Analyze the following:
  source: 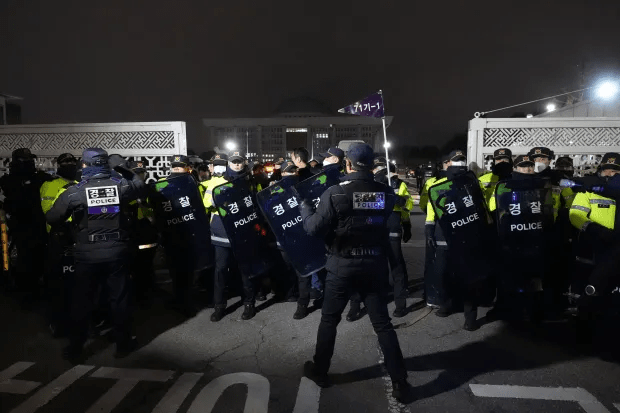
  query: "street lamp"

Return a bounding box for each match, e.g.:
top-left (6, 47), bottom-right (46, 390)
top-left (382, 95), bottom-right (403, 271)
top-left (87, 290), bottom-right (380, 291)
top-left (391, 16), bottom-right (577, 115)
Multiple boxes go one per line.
top-left (546, 103), bottom-right (556, 112)
top-left (225, 141), bottom-right (236, 151)
top-left (596, 81), bottom-right (619, 99)
top-left (384, 142), bottom-right (391, 149)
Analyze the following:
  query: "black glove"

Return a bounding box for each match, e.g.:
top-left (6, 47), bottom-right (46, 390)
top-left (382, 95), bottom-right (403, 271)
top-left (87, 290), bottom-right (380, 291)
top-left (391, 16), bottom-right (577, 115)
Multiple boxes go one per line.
top-left (584, 222), bottom-right (614, 244)
top-left (402, 221), bottom-right (412, 243)
top-left (424, 224), bottom-right (437, 249)
top-left (108, 154), bottom-right (128, 170)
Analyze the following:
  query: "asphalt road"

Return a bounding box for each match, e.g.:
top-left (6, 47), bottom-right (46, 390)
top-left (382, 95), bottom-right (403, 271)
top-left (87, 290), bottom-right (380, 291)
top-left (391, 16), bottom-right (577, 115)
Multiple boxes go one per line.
top-left (2, 182), bottom-right (620, 413)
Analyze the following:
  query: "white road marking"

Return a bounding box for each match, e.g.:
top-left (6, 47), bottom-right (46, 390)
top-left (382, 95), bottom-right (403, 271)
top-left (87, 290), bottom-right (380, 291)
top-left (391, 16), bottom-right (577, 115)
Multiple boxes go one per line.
top-left (85, 367), bottom-right (174, 413)
top-left (470, 384), bottom-right (610, 413)
top-left (10, 365), bottom-right (95, 413)
top-left (401, 240), bottom-right (425, 248)
top-left (152, 372), bottom-right (203, 413)
top-left (0, 362), bottom-right (40, 394)
top-left (187, 372), bottom-right (270, 413)
top-left (292, 377), bottom-right (321, 413)
top-left (614, 403), bottom-right (620, 412)
top-left (377, 347), bottom-right (409, 413)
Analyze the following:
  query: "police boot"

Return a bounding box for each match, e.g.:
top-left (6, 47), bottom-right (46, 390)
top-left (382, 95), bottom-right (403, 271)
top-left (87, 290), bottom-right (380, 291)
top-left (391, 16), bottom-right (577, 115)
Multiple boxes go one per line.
top-left (392, 379), bottom-right (413, 404)
top-left (210, 306), bottom-right (226, 322)
top-left (293, 303), bottom-right (309, 320)
top-left (463, 303), bottom-right (478, 331)
top-left (241, 303), bottom-right (256, 320)
top-left (303, 361), bottom-right (330, 388)
top-left (393, 303), bottom-right (409, 318)
top-left (346, 302), bottom-right (362, 322)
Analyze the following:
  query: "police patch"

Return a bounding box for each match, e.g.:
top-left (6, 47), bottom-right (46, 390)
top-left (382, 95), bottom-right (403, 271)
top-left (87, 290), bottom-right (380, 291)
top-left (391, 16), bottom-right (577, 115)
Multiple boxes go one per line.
top-left (353, 192), bottom-right (385, 210)
top-left (86, 186), bottom-right (120, 207)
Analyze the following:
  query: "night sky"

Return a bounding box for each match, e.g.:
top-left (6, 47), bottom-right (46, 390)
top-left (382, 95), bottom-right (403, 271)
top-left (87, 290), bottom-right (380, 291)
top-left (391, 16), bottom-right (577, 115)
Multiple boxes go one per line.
top-left (2, 0), bottom-right (620, 152)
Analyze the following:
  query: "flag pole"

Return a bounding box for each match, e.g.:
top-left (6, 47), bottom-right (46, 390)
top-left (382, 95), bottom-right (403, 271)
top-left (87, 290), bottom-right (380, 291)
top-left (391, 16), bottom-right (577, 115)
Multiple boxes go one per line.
top-left (381, 116), bottom-right (391, 187)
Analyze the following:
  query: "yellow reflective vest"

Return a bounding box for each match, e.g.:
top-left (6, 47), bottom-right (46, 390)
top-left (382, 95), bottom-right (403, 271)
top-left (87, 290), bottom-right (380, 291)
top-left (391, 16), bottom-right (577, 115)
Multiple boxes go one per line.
top-left (201, 176), bottom-right (229, 215)
top-left (478, 172), bottom-right (499, 206)
top-left (425, 177), bottom-right (447, 224)
top-left (569, 191), bottom-right (616, 231)
top-left (40, 177), bottom-right (75, 232)
top-left (394, 180), bottom-right (414, 222)
top-left (419, 176), bottom-right (438, 212)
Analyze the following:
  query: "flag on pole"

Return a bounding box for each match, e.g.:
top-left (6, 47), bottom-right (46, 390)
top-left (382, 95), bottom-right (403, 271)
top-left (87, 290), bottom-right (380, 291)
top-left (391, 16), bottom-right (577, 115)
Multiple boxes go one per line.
top-left (338, 90), bottom-right (384, 118)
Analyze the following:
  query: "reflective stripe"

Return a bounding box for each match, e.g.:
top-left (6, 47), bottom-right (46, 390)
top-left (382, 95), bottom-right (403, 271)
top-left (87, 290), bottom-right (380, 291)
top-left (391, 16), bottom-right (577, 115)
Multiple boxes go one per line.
top-left (576, 256), bottom-right (595, 265)
top-left (425, 221), bottom-right (435, 225)
top-left (210, 235), bottom-right (230, 244)
top-left (205, 190), bottom-right (212, 194)
top-left (436, 241), bottom-right (448, 246)
top-left (138, 243), bottom-right (158, 249)
top-left (482, 182), bottom-right (492, 187)
top-left (571, 205), bottom-right (591, 213)
top-left (590, 199), bottom-right (616, 206)
top-left (41, 196), bottom-right (55, 201)
top-left (389, 232), bottom-right (401, 238)
top-left (580, 221), bottom-right (592, 232)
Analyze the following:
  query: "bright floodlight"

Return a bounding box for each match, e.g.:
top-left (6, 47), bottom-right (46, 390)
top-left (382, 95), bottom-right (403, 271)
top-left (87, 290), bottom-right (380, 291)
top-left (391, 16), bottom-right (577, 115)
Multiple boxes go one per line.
top-left (391, 160), bottom-right (396, 164)
top-left (384, 142), bottom-right (391, 149)
top-left (526, 114), bottom-right (534, 118)
top-left (225, 141), bottom-right (236, 151)
top-left (597, 82), bottom-right (619, 99)
top-left (546, 103), bottom-right (556, 112)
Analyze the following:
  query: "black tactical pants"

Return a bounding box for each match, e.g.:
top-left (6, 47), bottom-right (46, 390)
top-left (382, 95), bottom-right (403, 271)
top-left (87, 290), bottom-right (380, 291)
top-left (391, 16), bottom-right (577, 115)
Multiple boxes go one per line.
top-left (214, 245), bottom-right (256, 307)
top-left (132, 246), bottom-right (157, 301)
top-left (70, 259), bottom-right (132, 348)
top-left (165, 247), bottom-right (194, 305)
top-left (387, 212), bottom-right (408, 310)
top-left (314, 256), bottom-right (407, 381)
top-left (44, 231), bottom-right (74, 332)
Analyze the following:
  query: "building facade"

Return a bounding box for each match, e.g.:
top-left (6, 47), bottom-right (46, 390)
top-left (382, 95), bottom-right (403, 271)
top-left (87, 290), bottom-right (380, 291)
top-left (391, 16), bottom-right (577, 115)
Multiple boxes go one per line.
top-left (202, 97), bottom-right (392, 162)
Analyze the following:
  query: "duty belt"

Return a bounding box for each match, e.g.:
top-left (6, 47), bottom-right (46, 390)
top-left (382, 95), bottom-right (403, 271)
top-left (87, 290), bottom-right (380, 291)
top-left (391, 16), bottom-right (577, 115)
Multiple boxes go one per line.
top-left (341, 247), bottom-right (383, 257)
top-left (88, 232), bottom-right (120, 243)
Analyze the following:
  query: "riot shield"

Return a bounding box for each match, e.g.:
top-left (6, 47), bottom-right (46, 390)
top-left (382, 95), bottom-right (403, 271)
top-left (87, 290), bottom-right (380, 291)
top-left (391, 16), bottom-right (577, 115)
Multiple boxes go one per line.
top-left (212, 177), bottom-right (273, 278)
top-left (428, 172), bottom-right (491, 248)
top-left (292, 167), bottom-right (343, 207)
top-left (494, 178), bottom-right (554, 291)
top-left (494, 178), bottom-right (554, 249)
top-left (257, 178), bottom-right (327, 277)
top-left (151, 174), bottom-right (211, 271)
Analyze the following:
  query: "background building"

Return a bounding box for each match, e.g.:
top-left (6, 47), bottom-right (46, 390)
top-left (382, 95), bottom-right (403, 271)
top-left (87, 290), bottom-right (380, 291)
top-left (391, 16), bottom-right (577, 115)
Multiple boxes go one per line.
top-left (0, 93), bottom-right (23, 125)
top-left (202, 97), bottom-right (393, 162)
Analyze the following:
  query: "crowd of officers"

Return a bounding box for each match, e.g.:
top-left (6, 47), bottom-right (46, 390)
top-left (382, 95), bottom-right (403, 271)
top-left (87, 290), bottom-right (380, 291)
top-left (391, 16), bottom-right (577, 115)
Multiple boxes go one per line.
top-left (419, 146), bottom-right (620, 332)
top-left (0, 145), bottom-right (413, 369)
top-left (2, 142), bottom-right (615, 401)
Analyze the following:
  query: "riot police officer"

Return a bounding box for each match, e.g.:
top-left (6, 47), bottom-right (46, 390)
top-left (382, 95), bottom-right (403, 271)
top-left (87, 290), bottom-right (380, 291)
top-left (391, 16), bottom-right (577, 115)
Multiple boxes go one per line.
top-left (46, 148), bottom-right (146, 359)
top-left (300, 143), bottom-right (410, 403)
top-left (40, 153), bottom-right (78, 336)
top-left (0, 148), bottom-right (53, 302)
top-left (127, 160), bottom-right (158, 305)
top-left (570, 153), bottom-right (620, 301)
top-left (478, 148), bottom-right (513, 205)
top-left (204, 151), bottom-right (261, 322)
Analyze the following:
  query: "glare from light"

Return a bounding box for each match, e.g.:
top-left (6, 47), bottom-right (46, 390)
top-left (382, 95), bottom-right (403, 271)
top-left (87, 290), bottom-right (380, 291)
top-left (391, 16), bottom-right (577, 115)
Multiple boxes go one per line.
top-left (596, 82), bottom-right (619, 99)
top-left (391, 160), bottom-right (396, 164)
top-left (526, 114), bottom-right (533, 118)
top-left (225, 141), bottom-right (236, 151)
top-left (546, 103), bottom-right (556, 112)
top-left (384, 142), bottom-right (391, 149)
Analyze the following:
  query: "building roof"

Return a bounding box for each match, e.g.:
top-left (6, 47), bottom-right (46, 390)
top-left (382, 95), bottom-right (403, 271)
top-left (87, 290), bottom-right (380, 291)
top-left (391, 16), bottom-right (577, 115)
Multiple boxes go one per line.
top-left (0, 93), bottom-right (23, 101)
top-left (273, 97), bottom-right (333, 117)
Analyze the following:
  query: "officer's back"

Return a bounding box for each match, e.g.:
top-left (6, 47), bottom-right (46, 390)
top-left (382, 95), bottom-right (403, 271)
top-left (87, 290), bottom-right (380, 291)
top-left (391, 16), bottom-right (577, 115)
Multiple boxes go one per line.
top-left (47, 149), bottom-right (146, 262)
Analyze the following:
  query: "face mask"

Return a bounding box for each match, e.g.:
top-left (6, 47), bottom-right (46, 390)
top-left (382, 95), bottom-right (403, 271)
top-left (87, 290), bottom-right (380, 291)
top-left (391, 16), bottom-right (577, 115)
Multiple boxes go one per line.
top-left (492, 162), bottom-right (512, 178)
top-left (535, 162), bottom-right (548, 173)
top-left (322, 159), bottom-right (334, 166)
top-left (214, 165), bottom-right (226, 174)
top-left (451, 161), bottom-right (466, 167)
top-left (57, 164), bottom-right (78, 181)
